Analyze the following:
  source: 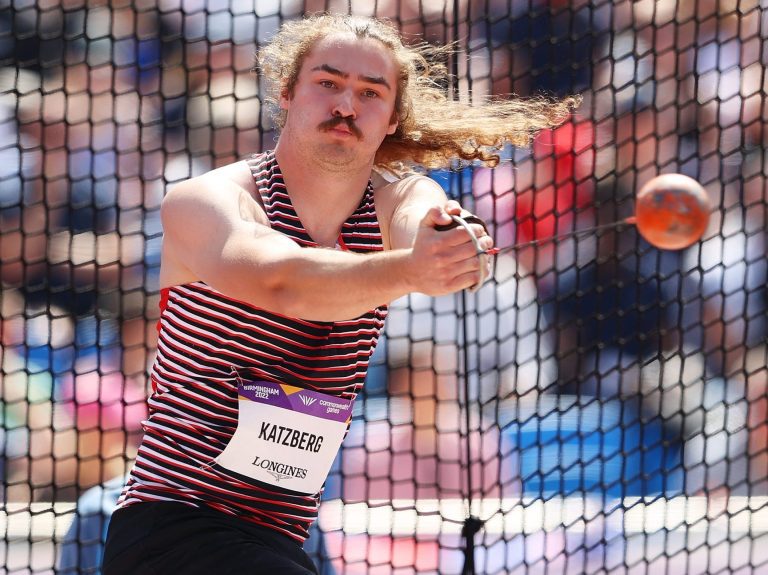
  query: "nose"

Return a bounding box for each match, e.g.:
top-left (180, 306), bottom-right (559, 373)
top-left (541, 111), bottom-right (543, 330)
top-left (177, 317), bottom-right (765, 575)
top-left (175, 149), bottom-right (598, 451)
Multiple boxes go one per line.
top-left (332, 90), bottom-right (356, 119)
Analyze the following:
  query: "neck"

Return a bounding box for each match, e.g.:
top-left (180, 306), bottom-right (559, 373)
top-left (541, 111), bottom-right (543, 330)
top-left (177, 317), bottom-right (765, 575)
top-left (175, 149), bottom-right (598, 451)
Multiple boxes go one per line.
top-left (273, 138), bottom-right (374, 247)
top-left (274, 139), bottom-right (373, 202)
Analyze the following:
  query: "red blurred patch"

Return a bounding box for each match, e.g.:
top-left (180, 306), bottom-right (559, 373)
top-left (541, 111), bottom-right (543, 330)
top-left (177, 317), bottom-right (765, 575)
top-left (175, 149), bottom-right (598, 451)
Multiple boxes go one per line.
top-left (515, 120), bottom-right (596, 241)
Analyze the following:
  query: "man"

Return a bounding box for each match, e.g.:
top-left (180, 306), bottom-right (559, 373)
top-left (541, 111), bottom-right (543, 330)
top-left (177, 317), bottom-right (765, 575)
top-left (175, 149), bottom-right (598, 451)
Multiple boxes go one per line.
top-left (103, 13), bottom-right (576, 575)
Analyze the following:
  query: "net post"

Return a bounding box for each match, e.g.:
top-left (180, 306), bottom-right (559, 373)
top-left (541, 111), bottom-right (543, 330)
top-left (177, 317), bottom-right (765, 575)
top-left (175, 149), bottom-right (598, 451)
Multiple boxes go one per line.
top-left (460, 515), bottom-right (485, 575)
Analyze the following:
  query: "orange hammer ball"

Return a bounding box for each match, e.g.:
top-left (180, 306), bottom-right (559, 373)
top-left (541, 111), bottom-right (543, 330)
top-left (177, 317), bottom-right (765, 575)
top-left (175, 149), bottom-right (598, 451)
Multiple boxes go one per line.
top-left (632, 174), bottom-right (711, 250)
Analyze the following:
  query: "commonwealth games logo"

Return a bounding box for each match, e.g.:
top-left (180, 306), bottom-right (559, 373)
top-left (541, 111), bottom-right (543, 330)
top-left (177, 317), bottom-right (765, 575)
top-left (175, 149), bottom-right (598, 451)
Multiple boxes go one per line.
top-left (299, 395), bottom-right (317, 407)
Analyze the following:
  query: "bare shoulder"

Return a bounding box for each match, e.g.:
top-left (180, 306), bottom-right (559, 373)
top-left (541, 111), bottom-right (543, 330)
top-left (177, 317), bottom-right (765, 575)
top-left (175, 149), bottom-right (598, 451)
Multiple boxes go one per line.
top-left (165, 160), bottom-right (254, 201)
top-left (206, 159), bottom-right (258, 192)
top-left (163, 160), bottom-right (266, 226)
top-left (372, 171), bottom-right (447, 250)
top-left (373, 172), bottom-right (444, 213)
top-left (159, 160), bottom-right (267, 288)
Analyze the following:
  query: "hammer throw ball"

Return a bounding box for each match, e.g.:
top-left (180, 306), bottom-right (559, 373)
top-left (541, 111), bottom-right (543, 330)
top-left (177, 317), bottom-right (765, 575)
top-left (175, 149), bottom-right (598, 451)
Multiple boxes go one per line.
top-left (634, 173), bottom-right (711, 250)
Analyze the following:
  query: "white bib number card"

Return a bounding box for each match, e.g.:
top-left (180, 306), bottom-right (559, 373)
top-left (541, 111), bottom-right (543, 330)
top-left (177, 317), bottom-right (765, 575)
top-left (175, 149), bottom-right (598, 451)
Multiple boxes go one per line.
top-left (217, 380), bottom-right (354, 494)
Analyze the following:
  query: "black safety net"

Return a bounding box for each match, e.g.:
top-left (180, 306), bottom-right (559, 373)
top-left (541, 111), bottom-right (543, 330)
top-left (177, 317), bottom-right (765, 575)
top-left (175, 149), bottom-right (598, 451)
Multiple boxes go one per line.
top-left (1, 1), bottom-right (766, 574)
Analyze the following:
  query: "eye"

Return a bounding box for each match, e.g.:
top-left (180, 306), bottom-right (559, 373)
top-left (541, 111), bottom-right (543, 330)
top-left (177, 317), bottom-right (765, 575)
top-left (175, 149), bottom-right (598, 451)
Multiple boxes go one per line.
top-left (319, 80), bottom-right (336, 89)
top-left (362, 89), bottom-right (380, 99)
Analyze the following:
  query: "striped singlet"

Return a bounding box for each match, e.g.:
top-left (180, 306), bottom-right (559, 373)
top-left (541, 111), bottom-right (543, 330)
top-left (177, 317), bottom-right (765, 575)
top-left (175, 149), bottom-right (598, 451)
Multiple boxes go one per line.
top-left (117, 151), bottom-right (388, 542)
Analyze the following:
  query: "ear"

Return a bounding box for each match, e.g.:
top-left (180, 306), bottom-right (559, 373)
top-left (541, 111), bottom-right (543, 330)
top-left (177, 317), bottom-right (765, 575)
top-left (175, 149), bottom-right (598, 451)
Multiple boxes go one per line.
top-left (279, 86), bottom-right (291, 110)
top-left (386, 112), bottom-right (398, 136)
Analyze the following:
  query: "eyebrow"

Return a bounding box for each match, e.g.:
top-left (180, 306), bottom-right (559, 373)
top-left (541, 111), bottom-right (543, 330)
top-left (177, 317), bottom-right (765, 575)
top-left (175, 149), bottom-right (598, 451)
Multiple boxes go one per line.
top-left (311, 64), bottom-right (392, 91)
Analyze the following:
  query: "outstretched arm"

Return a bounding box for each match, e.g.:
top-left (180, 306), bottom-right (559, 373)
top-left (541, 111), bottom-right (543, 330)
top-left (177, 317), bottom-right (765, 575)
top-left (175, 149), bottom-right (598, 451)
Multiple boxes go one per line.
top-left (160, 164), bottom-right (492, 321)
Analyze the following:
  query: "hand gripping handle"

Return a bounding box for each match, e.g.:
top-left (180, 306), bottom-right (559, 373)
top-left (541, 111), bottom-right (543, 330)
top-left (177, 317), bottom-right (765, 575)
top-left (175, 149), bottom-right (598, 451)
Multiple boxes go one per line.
top-left (435, 214), bottom-right (492, 293)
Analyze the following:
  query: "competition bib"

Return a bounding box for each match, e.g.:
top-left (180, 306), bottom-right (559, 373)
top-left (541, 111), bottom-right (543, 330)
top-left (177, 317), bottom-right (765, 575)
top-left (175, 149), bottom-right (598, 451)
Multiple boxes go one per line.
top-left (216, 380), bottom-right (354, 494)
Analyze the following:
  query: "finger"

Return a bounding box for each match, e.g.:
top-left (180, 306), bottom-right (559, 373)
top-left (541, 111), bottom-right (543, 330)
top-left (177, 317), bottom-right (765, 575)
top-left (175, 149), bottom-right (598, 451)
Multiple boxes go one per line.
top-left (444, 200), bottom-right (463, 215)
top-left (454, 253), bottom-right (491, 293)
top-left (431, 245), bottom-right (493, 294)
top-left (469, 223), bottom-right (489, 239)
top-left (438, 215), bottom-right (479, 245)
top-left (447, 242), bottom-right (487, 263)
top-left (470, 253), bottom-right (492, 292)
top-left (439, 226), bottom-right (479, 247)
top-left (443, 242), bottom-right (493, 272)
top-left (450, 268), bottom-right (486, 292)
top-left (454, 242), bottom-right (493, 288)
top-left (460, 214), bottom-right (491, 236)
top-left (443, 222), bottom-right (487, 239)
top-left (441, 225), bottom-right (494, 252)
top-left (421, 205), bottom-right (453, 229)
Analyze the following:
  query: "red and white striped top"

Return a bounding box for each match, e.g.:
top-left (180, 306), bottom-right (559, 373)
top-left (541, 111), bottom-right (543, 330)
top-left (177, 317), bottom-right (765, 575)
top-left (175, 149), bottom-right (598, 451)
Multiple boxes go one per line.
top-left (117, 151), bottom-right (388, 542)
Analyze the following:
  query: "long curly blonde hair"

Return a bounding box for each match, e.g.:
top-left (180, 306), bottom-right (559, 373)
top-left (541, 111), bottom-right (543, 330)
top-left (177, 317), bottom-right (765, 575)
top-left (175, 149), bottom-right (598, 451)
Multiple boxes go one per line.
top-left (257, 13), bottom-right (581, 172)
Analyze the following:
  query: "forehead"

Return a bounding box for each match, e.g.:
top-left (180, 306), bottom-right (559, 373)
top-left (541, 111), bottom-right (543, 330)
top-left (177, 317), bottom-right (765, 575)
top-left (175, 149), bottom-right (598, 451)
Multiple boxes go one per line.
top-left (301, 33), bottom-right (398, 85)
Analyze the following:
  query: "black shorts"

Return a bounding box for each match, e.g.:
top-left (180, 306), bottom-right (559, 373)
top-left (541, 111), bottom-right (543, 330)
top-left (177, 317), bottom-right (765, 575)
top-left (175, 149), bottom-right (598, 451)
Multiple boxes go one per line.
top-left (102, 502), bottom-right (319, 575)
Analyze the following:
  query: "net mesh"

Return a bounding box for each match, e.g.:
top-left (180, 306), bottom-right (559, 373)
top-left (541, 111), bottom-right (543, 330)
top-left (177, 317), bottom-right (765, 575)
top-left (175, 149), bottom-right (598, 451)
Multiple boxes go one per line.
top-left (1, 1), bottom-right (767, 574)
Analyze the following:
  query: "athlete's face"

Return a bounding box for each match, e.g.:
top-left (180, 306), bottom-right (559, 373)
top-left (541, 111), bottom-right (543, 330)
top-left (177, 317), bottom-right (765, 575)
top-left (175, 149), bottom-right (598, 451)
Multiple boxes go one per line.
top-left (280, 34), bottom-right (399, 170)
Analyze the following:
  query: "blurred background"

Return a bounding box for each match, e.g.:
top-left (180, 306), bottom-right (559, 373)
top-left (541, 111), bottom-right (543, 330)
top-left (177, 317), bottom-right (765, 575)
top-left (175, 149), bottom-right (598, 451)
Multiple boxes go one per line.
top-left (0, 1), bottom-right (766, 574)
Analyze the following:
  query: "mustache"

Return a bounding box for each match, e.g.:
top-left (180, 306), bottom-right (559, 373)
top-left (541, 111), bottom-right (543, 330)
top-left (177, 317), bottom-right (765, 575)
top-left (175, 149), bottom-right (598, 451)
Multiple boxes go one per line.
top-left (318, 116), bottom-right (363, 140)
